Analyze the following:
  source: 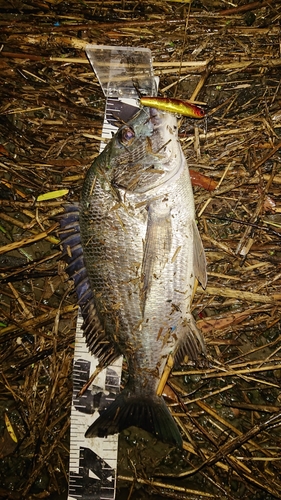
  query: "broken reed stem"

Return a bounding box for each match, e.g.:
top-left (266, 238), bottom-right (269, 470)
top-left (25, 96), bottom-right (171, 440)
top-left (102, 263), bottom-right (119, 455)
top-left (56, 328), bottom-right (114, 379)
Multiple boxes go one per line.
top-left (117, 475), bottom-right (215, 498)
top-left (202, 285), bottom-right (279, 304)
top-left (77, 365), bottom-right (103, 396)
top-left (162, 413), bottom-right (281, 479)
top-left (173, 362), bottom-right (281, 378)
top-left (0, 223), bottom-right (58, 255)
top-left (0, 200), bottom-right (67, 208)
top-left (22, 419), bottom-right (70, 496)
top-left (0, 304), bottom-right (77, 341)
top-left (0, 212), bottom-right (59, 245)
top-left (195, 400), bottom-right (277, 457)
top-left (7, 282), bottom-right (33, 319)
top-left (0, 251), bottom-right (61, 282)
top-left (178, 382), bottom-right (236, 405)
top-left (219, 0), bottom-right (275, 15)
top-left (2, 51), bottom-right (281, 73)
top-left (157, 354), bottom-right (174, 396)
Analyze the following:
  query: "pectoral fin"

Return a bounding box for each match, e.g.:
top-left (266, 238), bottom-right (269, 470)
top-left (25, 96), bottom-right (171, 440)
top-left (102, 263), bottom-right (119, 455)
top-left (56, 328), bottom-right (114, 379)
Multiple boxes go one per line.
top-left (141, 204), bottom-right (172, 307)
top-left (192, 220), bottom-right (207, 289)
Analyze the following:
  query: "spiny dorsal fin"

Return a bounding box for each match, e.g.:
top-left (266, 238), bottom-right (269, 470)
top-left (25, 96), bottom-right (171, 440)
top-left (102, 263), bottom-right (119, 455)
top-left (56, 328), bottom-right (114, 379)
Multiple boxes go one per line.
top-left (59, 204), bottom-right (120, 368)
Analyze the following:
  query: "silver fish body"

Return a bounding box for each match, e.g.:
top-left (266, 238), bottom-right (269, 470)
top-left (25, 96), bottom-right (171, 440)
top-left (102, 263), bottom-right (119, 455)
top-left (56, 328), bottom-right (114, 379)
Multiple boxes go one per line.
top-left (60, 107), bottom-right (207, 446)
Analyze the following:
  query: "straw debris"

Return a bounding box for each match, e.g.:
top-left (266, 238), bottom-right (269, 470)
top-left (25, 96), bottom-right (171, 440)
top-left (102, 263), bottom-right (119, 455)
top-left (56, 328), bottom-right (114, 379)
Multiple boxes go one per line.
top-left (0, 1), bottom-right (281, 499)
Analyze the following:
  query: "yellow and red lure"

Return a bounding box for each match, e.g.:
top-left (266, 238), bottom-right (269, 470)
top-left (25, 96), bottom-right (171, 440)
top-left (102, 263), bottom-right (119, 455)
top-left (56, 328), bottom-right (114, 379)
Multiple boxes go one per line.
top-left (140, 96), bottom-right (205, 118)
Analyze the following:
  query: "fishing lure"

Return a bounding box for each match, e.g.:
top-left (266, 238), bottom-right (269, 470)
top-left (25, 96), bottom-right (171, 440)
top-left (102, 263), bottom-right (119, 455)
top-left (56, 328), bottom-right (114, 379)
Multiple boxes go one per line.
top-left (140, 96), bottom-right (205, 118)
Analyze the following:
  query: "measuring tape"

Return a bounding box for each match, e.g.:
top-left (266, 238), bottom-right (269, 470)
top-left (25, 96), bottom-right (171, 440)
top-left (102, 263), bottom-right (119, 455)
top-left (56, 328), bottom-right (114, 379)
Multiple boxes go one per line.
top-left (68, 46), bottom-right (157, 500)
top-left (68, 312), bottom-right (122, 500)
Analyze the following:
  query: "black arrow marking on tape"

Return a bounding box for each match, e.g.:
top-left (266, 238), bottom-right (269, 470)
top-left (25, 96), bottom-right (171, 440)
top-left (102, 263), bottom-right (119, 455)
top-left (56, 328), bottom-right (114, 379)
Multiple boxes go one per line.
top-left (69, 446), bottom-right (115, 500)
top-left (73, 359), bottom-right (120, 415)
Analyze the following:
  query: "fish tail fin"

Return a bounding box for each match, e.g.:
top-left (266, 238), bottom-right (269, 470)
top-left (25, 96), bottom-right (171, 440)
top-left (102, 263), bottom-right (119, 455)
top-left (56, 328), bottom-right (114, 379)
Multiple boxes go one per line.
top-left (85, 386), bottom-right (182, 447)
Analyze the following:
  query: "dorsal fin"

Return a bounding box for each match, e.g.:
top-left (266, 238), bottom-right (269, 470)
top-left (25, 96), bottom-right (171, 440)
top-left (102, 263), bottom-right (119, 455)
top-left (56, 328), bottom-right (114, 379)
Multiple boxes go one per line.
top-left (59, 204), bottom-right (121, 368)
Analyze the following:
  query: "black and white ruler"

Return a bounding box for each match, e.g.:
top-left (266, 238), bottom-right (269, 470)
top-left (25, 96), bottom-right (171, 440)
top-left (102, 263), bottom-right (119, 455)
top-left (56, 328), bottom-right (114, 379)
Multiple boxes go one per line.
top-left (68, 312), bottom-right (122, 500)
top-left (68, 45), bottom-right (157, 500)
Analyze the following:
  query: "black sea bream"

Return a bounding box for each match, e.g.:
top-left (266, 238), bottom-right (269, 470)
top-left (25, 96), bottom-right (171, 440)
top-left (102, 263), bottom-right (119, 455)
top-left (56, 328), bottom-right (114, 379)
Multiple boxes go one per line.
top-left (60, 107), bottom-right (207, 446)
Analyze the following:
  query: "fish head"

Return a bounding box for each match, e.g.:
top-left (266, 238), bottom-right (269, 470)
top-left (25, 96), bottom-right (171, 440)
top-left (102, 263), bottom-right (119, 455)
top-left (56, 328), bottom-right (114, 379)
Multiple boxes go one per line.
top-left (106, 107), bottom-right (184, 194)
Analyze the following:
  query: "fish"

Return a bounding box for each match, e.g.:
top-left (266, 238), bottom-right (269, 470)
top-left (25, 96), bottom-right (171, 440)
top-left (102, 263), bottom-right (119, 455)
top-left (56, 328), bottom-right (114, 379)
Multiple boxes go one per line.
top-left (59, 106), bottom-right (207, 447)
top-left (140, 96), bottom-right (205, 118)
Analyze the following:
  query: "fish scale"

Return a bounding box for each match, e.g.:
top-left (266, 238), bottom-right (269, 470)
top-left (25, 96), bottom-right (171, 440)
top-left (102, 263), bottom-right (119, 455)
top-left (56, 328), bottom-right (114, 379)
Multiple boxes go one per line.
top-left (60, 105), bottom-right (207, 447)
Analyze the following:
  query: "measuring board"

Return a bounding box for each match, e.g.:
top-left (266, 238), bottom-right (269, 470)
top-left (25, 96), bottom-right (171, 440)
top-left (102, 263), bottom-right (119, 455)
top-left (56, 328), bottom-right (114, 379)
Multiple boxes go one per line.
top-left (68, 46), bottom-right (157, 500)
top-left (68, 311), bottom-right (122, 500)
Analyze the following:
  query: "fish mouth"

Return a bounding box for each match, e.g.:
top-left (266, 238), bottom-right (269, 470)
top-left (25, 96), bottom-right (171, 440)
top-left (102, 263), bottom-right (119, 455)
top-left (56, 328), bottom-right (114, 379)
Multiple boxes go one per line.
top-left (127, 106), bottom-right (185, 193)
top-left (149, 106), bottom-right (170, 129)
top-left (148, 107), bottom-right (180, 163)
top-left (149, 106), bottom-right (178, 141)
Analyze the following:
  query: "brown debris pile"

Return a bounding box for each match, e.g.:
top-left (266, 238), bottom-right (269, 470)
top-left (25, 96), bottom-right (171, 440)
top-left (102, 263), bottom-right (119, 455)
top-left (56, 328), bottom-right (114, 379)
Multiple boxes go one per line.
top-left (0, 1), bottom-right (280, 499)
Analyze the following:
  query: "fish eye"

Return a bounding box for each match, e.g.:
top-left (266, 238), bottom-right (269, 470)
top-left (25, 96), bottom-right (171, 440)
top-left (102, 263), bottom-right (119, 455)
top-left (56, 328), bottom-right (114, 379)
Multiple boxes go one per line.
top-left (118, 126), bottom-right (135, 146)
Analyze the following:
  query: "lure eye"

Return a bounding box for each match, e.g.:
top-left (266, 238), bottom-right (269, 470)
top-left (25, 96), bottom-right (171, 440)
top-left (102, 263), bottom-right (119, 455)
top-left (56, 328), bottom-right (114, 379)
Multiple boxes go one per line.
top-left (118, 126), bottom-right (135, 146)
top-left (196, 107), bottom-right (205, 118)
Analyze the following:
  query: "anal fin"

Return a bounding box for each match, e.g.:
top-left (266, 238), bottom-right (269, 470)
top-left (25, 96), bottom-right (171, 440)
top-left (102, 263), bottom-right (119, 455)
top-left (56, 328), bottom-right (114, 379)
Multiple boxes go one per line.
top-left (174, 315), bottom-right (206, 366)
